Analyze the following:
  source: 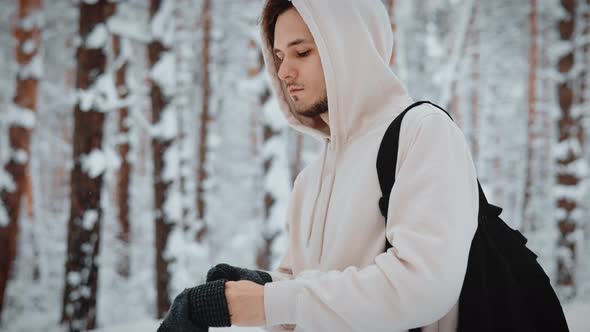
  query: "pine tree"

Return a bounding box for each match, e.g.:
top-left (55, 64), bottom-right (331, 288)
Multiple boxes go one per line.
top-left (555, 0), bottom-right (583, 301)
top-left (148, 0), bottom-right (181, 317)
top-left (61, 1), bottom-right (115, 330)
top-left (0, 0), bottom-right (42, 319)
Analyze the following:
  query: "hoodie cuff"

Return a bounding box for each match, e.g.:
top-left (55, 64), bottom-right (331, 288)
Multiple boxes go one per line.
top-left (264, 279), bottom-right (303, 326)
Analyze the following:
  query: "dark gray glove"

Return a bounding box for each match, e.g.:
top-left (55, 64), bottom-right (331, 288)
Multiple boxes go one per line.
top-left (206, 263), bottom-right (273, 285)
top-left (157, 279), bottom-right (231, 332)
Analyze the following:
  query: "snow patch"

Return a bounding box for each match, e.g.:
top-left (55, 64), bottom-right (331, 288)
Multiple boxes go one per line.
top-left (17, 53), bottom-right (43, 79)
top-left (3, 104), bottom-right (36, 128)
top-left (81, 210), bottom-right (99, 231)
top-left (81, 148), bottom-right (121, 178)
top-left (21, 39), bottom-right (37, 54)
top-left (86, 23), bottom-right (108, 49)
top-left (0, 168), bottom-right (16, 192)
top-left (150, 0), bottom-right (175, 46)
top-left (77, 73), bottom-right (120, 112)
top-left (150, 51), bottom-right (176, 98)
top-left (12, 149), bottom-right (28, 164)
top-left (564, 300), bottom-right (590, 331)
top-left (152, 104), bottom-right (178, 140)
top-left (19, 11), bottom-right (43, 30)
top-left (67, 271), bottom-right (81, 286)
top-left (107, 8), bottom-right (150, 43)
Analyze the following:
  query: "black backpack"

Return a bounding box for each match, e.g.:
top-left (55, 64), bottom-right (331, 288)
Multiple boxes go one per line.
top-left (376, 101), bottom-right (569, 332)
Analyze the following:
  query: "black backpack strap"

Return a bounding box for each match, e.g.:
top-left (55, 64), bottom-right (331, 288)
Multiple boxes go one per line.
top-left (376, 101), bottom-right (495, 250)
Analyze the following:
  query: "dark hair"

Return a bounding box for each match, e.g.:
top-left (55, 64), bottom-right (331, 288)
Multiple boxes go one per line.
top-left (260, 0), bottom-right (294, 50)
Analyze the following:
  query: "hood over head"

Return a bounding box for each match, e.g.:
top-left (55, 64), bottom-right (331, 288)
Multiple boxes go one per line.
top-left (259, 0), bottom-right (413, 150)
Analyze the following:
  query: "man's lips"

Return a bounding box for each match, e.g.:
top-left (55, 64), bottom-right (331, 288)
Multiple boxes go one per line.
top-left (289, 88), bottom-right (303, 94)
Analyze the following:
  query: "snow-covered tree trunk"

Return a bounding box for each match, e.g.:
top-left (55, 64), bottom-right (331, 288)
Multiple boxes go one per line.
top-left (149, 0), bottom-right (172, 318)
top-left (0, 0), bottom-right (42, 319)
top-left (522, 0), bottom-right (539, 234)
top-left (195, 0), bottom-right (211, 242)
top-left (256, 85), bottom-right (284, 270)
top-left (112, 34), bottom-right (131, 279)
top-left (173, 0), bottom-right (198, 233)
top-left (148, 0), bottom-right (182, 318)
top-left (555, 0), bottom-right (584, 301)
top-left (61, 1), bottom-right (115, 330)
top-left (581, 0), bottom-right (590, 296)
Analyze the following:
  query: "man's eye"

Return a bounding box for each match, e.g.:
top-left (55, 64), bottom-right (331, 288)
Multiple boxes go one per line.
top-left (297, 50), bottom-right (310, 57)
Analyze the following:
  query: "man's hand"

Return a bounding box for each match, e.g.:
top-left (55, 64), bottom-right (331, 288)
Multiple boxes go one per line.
top-left (225, 280), bottom-right (266, 326)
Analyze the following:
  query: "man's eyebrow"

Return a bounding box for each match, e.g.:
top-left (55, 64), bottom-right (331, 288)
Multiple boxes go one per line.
top-left (273, 38), bottom-right (311, 53)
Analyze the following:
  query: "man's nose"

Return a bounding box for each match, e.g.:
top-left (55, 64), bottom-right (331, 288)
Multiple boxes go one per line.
top-left (277, 59), bottom-right (296, 81)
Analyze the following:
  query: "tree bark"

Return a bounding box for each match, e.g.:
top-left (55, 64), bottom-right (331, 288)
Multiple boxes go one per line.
top-left (196, 0), bottom-right (211, 242)
top-left (113, 34), bottom-right (131, 279)
top-left (522, 0), bottom-right (538, 233)
top-left (148, 0), bottom-right (179, 318)
top-left (247, 32), bottom-right (276, 270)
top-left (61, 1), bottom-right (114, 330)
top-left (555, 0), bottom-right (582, 301)
top-left (0, 0), bottom-right (42, 320)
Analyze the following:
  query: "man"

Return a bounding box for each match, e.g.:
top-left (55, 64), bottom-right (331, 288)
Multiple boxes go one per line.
top-left (159, 0), bottom-right (479, 331)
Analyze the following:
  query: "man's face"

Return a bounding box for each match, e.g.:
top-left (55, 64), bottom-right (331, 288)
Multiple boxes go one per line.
top-left (274, 8), bottom-right (328, 118)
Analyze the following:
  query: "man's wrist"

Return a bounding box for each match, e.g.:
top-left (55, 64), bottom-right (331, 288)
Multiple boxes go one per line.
top-left (189, 279), bottom-right (232, 327)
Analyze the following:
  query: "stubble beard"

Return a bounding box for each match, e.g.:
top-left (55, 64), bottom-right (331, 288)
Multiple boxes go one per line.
top-left (294, 94), bottom-right (328, 118)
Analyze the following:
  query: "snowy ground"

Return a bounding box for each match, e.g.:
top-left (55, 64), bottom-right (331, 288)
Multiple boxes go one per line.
top-left (91, 301), bottom-right (590, 332)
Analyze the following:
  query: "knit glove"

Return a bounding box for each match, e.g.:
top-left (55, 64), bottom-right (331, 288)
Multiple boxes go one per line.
top-left (206, 263), bottom-right (273, 285)
top-left (157, 279), bottom-right (231, 332)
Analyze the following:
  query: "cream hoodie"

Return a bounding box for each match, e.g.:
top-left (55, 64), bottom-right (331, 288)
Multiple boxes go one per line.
top-left (259, 0), bottom-right (480, 331)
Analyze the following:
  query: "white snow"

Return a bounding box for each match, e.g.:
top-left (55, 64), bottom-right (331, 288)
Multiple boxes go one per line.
top-left (19, 11), bottom-right (43, 30)
top-left (81, 148), bottom-right (121, 178)
top-left (12, 149), bottom-right (28, 164)
top-left (163, 185), bottom-right (182, 224)
top-left (553, 136), bottom-right (583, 160)
top-left (77, 73), bottom-right (120, 112)
top-left (150, 51), bottom-right (176, 98)
top-left (17, 53), bottom-right (43, 79)
top-left (564, 300), bottom-right (590, 332)
top-left (86, 23), bottom-right (108, 49)
top-left (67, 271), bottom-right (81, 286)
top-left (152, 104), bottom-right (178, 140)
top-left (150, 0), bottom-right (175, 47)
top-left (0, 167), bottom-right (16, 192)
top-left (81, 210), bottom-right (99, 230)
top-left (4, 103), bottom-right (36, 128)
top-left (107, 8), bottom-right (151, 43)
top-left (21, 39), bottom-right (37, 54)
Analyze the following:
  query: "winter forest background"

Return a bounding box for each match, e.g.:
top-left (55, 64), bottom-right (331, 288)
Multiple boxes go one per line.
top-left (0, 0), bottom-right (589, 331)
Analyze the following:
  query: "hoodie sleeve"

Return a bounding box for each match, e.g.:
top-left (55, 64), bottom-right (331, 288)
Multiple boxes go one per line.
top-left (263, 111), bottom-right (479, 331)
